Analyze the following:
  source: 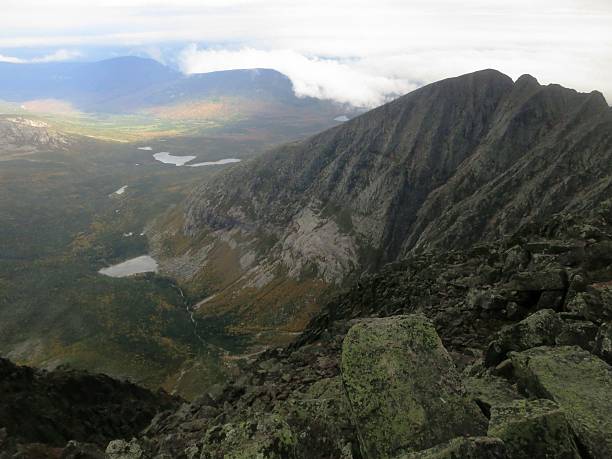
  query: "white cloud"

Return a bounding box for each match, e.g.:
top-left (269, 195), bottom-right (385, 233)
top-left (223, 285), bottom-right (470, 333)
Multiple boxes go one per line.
top-left (31, 49), bottom-right (82, 63)
top-left (0, 49), bottom-right (82, 63)
top-left (0, 54), bottom-right (23, 64)
top-left (179, 46), bottom-right (415, 107)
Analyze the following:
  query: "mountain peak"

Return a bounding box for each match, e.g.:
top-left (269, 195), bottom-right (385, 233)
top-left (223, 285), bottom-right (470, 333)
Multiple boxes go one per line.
top-left (430, 69), bottom-right (514, 89)
top-left (515, 73), bottom-right (540, 87)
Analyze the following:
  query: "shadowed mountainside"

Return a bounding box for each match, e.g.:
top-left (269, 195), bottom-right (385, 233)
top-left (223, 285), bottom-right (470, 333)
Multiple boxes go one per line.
top-left (0, 358), bottom-right (179, 457)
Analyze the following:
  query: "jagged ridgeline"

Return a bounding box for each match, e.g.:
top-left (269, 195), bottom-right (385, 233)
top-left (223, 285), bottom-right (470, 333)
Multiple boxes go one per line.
top-left (153, 69), bottom-right (612, 338)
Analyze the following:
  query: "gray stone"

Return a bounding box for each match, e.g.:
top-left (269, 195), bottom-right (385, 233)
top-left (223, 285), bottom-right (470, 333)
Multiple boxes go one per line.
top-left (464, 372), bottom-right (523, 417)
top-left (485, 309), bottom-right (564, 366)
top-left (510, 346), bottom-right (612, 459)
top-left (341, 314), bottom-right (487, 458)
top-left (488, 399), bottom-right (580, 459)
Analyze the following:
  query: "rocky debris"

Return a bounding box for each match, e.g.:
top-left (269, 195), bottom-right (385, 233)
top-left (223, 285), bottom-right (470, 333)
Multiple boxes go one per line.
top-left (566, 282), bottom-right (612, 322)
top-left (6, 208), bottom-right (609, 458)
top-left (463, 370), bottom-right (524, 417)
top-left (0, 358), bottom-right (179, 455)
top-left (341, 315), bottom-right (487, 458)
top-left (510, 346), bottom-right (612, 459)
top-left (487, 399), bottom-right (580, 459)
top-left (503, 270), bottom-right (567, 292)
top-left (190, 376), bottom-right (357, 458)
top-left (395, 437), bottom-right (507, 459)
top-left (484, 309), bottom-right (564, 366)
top-left (555, 318), bottom-right (599, 349)
top-left (199, 412), bottom-right (298, 458)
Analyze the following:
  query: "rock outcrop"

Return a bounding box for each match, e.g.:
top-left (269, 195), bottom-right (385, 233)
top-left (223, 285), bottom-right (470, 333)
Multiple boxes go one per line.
top-left (510, 346), bottom-right (612, 459)
top-left (487, 399), bottom-right (580, 459)
top-left (341, 315), bottom-right (486, 458)
top-left (0, 116), bottom-right (71, 154)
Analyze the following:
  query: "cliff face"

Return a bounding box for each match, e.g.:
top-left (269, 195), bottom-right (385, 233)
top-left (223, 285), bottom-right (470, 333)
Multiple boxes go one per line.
top-left (154, 70), bottom-right (611, 335)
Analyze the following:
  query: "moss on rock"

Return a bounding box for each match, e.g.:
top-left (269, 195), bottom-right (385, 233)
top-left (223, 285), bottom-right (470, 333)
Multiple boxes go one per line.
top-left (488, 399), bottom-right (580, 459)
top-left (510, 346), bottom-right (612, 459)
top-left (199, 414), bottom-right (298, 459)
top-left (484, 309), bottom-right (564, 366)
top-left (341, 314), bottom-right (487, 458)
top-left (464, 372), bottom-right (523, 417)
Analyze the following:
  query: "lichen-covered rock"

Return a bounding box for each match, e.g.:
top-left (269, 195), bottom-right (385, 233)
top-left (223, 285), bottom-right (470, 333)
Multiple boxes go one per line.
top-left (488, 399), bottom-right (580, 459)
top-left (485, 309), bottom-right (564, 366)
top-left (193, 376), bottom-right (357, 459)
top-left (464, 371), bottom-right (523, 417)
top-left (510, 346), bottom-right (612, 459)
top-left (279, 377), bottom-right (357, 457)
top-left (105, 438), bottom-right (143, 459)
top-left (199, 413), bottom-right (297, 459)
top-left (593, 322), bottom-right (612, 364)
top-left (395, 437), bottom-right (507, 459)
top-left (555, 319), bottom-right (598, 347)
top-left (341, 314), bottom-right (487, 458)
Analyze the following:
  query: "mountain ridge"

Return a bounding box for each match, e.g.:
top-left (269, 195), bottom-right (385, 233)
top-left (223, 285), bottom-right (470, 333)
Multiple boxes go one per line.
top-left (152, 69), bottom-right (612, 339)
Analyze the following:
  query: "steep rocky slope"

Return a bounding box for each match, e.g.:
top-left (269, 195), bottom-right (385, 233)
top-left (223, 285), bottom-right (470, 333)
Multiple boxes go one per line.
top-left (0, 359), bottom-right (179, 458)
top-left (153, 69), bottom-right (612, 337)
top-left (1, 205), bottom-right (610, 458)
top-left (132, 204), bottom-right (612, 458)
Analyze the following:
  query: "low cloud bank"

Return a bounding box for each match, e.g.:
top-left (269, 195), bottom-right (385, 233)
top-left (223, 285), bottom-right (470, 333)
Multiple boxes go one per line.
top-left (179, 45), bottom-right (611, 108)
top-left (179, 46), bottom-right (416, 108)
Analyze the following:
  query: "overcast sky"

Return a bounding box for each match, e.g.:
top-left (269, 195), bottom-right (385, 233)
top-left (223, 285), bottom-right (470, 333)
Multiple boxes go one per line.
top-left (1, 0), bottom-right (611, 106)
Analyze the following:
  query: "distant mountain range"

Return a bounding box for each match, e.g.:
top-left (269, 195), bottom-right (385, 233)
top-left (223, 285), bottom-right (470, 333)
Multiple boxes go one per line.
top-left (0, 56), bottom-right (352, 115)
top-left (152, 69), bottom-right (612, 338)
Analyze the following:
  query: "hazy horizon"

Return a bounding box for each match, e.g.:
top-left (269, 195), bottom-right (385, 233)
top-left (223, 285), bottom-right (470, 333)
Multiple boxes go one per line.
top-left (1, 1), bottom-right (611, 107)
